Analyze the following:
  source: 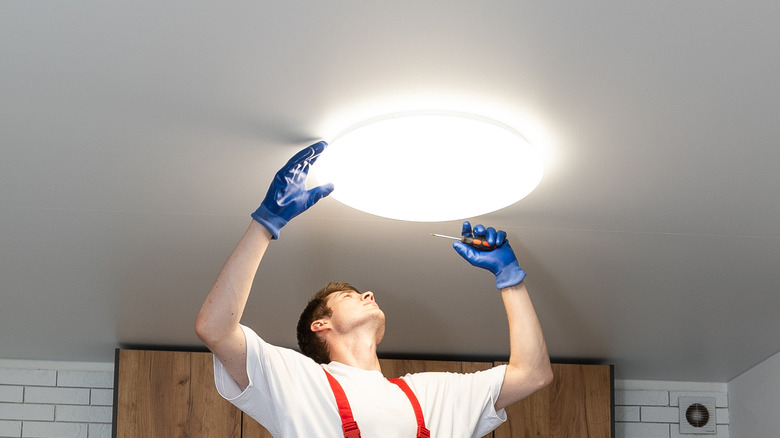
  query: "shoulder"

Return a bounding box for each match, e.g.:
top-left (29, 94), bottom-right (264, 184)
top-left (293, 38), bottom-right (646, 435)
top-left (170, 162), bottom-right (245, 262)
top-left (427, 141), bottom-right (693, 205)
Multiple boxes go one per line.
top-left (241, 325), bottom-right (323, 377)
top-left (401, 365), bottom-right (508, 398)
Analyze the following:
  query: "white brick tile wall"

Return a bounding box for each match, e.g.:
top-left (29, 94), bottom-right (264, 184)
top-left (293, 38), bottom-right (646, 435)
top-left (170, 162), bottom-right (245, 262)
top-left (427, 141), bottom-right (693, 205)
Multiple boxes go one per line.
top-left (55, 406), bottom-right (111, 424)
top-left (22, 421), bottom-right (87, 438)
top-left (0, 388), bottom-right (22, 404)
top-left (87, 424), bottom-right (111, 438)
top-left (88, 390), bottom-right (112, 407)
top-left (616, 405), bottom-right (641, 422)
top-left (56, 372), bottom-right (112, 390)
top-left (24, 388), bottom-right (90, 406)
top-left (716, 408), bottom-right (729, 424)
top-left (616, 390), bottom-right (670, 406)
top-left (0, 404), bottom-right (54, 422)
top-left (615, 383), bottom-right (729, 438)
top-left (617, 422), bottom-right (670, 438)
top-left (641, 407), bottom-right (679, 423)
top-left (0, 421), bottom-right (22, 438)
top-left (0, 370), bottom-right (56, 388)
top-left (0, 364), bottom-right (113, 438)
top-left (670, 391), bottom-right (728, 408)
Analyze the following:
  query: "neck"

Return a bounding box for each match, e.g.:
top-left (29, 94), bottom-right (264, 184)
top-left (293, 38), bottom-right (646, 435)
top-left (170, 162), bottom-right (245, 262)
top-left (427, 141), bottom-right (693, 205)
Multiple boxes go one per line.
top-left (327, 332), bottom-right (382, 372)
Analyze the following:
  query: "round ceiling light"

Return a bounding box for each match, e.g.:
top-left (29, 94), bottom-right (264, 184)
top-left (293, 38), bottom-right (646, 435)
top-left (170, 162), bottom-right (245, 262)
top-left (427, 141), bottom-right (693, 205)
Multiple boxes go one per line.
top-left (311, 111), bottom-right (544, 222)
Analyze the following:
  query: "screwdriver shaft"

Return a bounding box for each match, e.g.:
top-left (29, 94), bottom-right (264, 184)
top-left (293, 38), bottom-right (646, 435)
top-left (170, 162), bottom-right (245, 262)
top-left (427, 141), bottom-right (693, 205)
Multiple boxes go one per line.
top-left (431, 233), bottom-right (461, 241)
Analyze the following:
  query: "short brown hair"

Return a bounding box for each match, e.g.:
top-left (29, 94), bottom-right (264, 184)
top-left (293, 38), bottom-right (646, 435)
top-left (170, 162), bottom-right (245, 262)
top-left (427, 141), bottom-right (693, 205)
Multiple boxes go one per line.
top-left (297, 282), bottom-right (359, 364)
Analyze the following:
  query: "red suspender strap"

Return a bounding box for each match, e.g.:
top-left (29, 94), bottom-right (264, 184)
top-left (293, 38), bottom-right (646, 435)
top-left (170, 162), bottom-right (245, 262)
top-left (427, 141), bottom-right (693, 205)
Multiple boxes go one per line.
top-left (322, 368), bottom-right (431, 438)
top-left (389, 378), bottom-right (431, 438)
top-left (322, 369), bottom-right (362, 438)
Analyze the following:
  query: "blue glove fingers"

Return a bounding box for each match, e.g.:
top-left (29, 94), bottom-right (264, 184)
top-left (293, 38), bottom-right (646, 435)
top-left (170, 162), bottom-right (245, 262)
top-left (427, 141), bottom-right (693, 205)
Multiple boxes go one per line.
top-left (461, 221), bottom-right (473, 238)
top-left (283, 141), bottom-right (326, 184)
top-left (484, 227), bottom-right (497, 247)
top-left (292, 142), bottom-right (327, 182)
top-left (453, 221), bottom-right (527, 290)
top-left (496, 229), bottom-right (507, 247)
top-left (304, 183), bottom-right (335, 209)
top-left (252, 141), bottom-right (333, 239)
top-left (287, 140), bottom-right (327, 168)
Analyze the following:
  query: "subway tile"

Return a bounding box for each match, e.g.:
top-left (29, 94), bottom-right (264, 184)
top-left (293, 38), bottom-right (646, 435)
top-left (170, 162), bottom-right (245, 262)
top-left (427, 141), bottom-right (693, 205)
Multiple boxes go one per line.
top-left (0, 387), bottom-right (23, 404)
top-left (24, 387), bottom-right (90, 405)
top-left (616, 422), bottom-right (670, 438)
top-left (0, 370), bottom-right (56, 388)
top-left (615, 390), bottom-right (669, 406)
top-left (55, 405), bottom-right (111, 424)
top-left (670, 391), bottom-right (728, 408)
top-left (0, 420), bottom-right (22, 438)
top-left (615, 406), bottom-right (640, 422)
top-left (641, 406), bottom-right (679, 423)
top-left (56, 372), bottom-right (112, 389)
top-left (89, 389), bottom-right (113, 407)
top-left (0, 403), bottom-right (54, 422)
top-left (22, 421), bottom-right (87, 438)
top-left (88, 423), bottom-right (112, 438)
top-left (716, 408), bottom-right (729, 424)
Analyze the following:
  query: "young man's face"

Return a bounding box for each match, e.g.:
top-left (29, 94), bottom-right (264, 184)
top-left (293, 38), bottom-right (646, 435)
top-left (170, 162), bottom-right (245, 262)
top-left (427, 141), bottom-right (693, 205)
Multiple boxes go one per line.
top-left (324, 290), bottom-right (386, 338)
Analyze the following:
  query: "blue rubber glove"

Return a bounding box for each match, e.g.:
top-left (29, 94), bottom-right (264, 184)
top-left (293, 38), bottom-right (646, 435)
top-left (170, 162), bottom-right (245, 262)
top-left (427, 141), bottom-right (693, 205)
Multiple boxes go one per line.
top-left (453, 221), bottom-right (526, 290)
top-left (251, 141), bottom-right (334, 239)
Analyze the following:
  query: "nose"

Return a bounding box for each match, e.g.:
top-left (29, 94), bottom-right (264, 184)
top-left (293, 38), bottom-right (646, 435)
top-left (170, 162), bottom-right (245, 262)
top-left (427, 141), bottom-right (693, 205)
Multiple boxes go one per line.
top-left (361, 291), bottom-right (375, 301)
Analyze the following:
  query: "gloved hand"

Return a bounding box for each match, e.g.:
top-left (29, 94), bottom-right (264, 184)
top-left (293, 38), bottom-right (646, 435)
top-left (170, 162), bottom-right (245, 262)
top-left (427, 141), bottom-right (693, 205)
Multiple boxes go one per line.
top-left (251, 141), bottom-right (334, 239)
top-left (453, 221), bottom-right (526, 290)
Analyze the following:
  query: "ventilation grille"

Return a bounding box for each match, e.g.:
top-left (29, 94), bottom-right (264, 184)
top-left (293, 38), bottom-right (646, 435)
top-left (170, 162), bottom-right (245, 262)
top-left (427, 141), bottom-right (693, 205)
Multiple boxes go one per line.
top-left (679, 396), bottom-right (717, 434)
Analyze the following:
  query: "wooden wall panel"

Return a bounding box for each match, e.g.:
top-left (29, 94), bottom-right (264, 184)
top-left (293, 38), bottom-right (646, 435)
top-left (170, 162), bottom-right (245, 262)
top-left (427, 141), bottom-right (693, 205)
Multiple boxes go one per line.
top-left (493, 363), bottom-right (612, 438)
top-left (241, 416), bottom-right (273, 438)
top-left (115, 350), bottom-right (612, 438)
top-left (115, 349), bottom-right (241, 438)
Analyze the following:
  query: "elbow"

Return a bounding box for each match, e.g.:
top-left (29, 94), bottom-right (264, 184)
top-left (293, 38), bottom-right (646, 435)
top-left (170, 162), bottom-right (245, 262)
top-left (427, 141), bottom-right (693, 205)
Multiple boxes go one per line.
top-left (194, 313), bottom-right (218, 347)
top-left (517, 361), bottom-right (554, 393)
top-left (194, 316), bottom-right (208, 344)
top-left (194, 311), bottom-right (239, 351)
top-left (538, 364), bottom-right (554, 390)
top-left (524, 365), bottom-right (553, 396)
top-left (524, 362), bottom-right (554, 394)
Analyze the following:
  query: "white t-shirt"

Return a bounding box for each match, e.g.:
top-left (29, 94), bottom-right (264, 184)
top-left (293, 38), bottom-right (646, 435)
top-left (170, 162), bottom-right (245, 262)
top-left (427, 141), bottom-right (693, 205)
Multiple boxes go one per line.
top-left (214, 325), bottom-right (507, 438)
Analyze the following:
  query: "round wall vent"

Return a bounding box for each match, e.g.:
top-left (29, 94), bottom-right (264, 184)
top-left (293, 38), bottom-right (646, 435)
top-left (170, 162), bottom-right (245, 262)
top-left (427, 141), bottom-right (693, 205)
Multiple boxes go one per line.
top-left (685, 403), bottom-right (710, 427)
top-left (679, 396), bottom-right (717, 435)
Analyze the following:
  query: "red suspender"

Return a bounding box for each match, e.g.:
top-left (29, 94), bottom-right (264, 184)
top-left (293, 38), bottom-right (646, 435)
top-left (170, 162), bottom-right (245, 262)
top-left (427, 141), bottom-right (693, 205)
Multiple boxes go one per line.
top-left (323, 369), bottom-right (361, 438)
top-left (388, 378), bottom-right (431, 438)
top-left (322, 369), bottom-right (431, 438)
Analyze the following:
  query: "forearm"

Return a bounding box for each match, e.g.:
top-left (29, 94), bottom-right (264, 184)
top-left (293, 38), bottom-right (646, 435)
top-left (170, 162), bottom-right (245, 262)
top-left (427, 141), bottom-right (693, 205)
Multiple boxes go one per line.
top-left (195, 220), bottom-right (272, 344)
top-left (495, 282), bottom-right (552, 409)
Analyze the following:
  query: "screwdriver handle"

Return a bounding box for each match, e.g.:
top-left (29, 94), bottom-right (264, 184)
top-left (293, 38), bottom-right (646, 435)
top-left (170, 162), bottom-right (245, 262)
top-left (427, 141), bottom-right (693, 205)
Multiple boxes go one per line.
top-left (462, 237), bottom-right (498, 251)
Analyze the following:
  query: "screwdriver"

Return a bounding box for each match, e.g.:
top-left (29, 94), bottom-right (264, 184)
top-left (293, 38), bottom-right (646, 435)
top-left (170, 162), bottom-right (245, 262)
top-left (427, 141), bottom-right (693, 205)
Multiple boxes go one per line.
top-left (431, 233), bottom-right (498, 251)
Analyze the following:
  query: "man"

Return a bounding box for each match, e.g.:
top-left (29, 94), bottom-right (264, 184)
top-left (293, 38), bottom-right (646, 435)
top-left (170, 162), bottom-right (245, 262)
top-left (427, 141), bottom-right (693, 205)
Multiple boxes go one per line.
top-left (195, 141), bottom-right (552, 437)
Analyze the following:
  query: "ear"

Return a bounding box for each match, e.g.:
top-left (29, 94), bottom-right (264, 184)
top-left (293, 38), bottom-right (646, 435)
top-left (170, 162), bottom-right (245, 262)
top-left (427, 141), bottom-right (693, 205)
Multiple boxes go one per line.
top-left (310, 318), bottom-right (331, 333)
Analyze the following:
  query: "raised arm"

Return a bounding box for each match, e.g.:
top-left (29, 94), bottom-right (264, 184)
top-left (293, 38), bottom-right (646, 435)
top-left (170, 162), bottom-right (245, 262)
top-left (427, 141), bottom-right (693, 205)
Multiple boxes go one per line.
top-left (195, 141), bottom-right (334, 389)
top-left (453, 222), bottom-right (553, 410)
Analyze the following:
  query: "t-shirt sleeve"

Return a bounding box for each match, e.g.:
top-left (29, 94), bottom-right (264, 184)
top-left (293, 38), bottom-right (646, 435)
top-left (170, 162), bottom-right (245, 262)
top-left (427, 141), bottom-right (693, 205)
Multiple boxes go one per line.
top-left (403, 364), bottom-right (508, 438)
top-left (212, 324), bottom-right (326, 435)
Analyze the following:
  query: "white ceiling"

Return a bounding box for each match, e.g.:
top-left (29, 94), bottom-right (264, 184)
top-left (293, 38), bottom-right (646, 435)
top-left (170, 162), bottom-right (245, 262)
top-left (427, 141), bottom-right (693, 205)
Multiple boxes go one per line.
top-left (2, 0), bottom-right (779, 382)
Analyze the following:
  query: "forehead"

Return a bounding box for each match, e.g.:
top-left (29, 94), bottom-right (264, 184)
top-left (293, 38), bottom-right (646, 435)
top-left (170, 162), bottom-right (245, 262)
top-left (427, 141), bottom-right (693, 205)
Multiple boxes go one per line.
top-left (325, 290), bottom-right (357, 304)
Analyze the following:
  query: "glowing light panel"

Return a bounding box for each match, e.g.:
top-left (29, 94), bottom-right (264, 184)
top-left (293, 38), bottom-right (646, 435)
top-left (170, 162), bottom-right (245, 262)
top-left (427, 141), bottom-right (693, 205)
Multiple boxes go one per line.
top-left (312, 112), bottom-right (544, 222)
